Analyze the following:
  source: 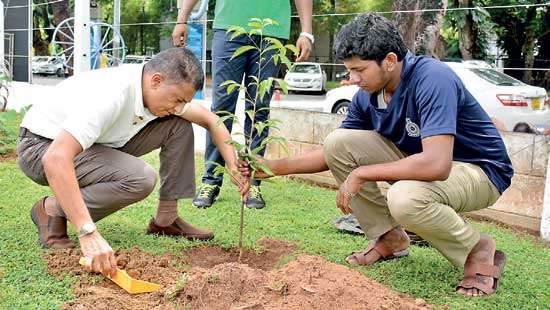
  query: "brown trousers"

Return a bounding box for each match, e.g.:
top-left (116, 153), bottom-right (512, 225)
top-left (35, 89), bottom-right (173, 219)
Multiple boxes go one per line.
top-left (17, 116), bottom-right (195, 221)
top-left (323, 129), bottom-right (501, 267)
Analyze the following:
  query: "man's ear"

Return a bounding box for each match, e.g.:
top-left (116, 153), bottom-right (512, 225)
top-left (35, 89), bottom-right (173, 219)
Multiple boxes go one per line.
top-left (150, 73), bottom-right (164, 89)
top-left (383, 53), bottom-right (398, 72)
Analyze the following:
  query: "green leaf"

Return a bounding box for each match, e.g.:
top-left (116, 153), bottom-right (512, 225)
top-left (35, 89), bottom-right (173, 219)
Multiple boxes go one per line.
top-left (230, 46), bottom-right (257, 61)
top-left (279, 54), bottom-right (292, 71)
top-left (248, 20), bottom-right (262, 30)
top-left (284, 44), bottom-right (299, 56)
top-left (257, 162), bottom-right (274, 176)
top-left (206, 161), bottom-right (228, 177)
top-left (227, 83), bottom-right (241, 95)
top-left (274, 78), bottom-right (288, 95)
top-left (219, 80), bottom-right (238, 88)
top-left (263, 37), bottom-right (284, 50)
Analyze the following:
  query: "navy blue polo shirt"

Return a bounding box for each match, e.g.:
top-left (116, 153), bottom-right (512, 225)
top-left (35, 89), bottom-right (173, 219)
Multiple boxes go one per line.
top-left (341, 52), bottom-right (513, 193)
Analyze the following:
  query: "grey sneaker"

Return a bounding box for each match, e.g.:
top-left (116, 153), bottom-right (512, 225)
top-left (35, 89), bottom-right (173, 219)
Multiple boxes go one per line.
top-left (192, 184), bottom-right (220, 208)
top-left (245, 185), bottom-right (265, 209)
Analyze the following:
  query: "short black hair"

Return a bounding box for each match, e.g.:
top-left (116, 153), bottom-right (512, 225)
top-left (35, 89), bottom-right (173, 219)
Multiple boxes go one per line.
top-left (334, 13), bottom-right (408, 64)
top-left (144, 47), bottom-right (204, 91)
top-left (513, 122), bottom-right (535, 134)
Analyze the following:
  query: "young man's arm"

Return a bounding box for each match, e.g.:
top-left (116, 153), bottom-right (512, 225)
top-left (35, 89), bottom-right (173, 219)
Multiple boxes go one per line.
top-left (293, 0), bottom-right (313, 62)
top-left (172, 0), bottom-right (200, 46)
top-left (336, 135), bottom-right (454, 213)
top-left (178, 102), bottom-right (249, 196)
top-left (42, 130), bottom-right (117, 277)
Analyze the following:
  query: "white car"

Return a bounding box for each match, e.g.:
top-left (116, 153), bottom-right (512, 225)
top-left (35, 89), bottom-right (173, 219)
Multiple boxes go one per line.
top-left (32, 56), bottom-right (66, 77)
top-left (123, 55), bottom-right (152, 64)
top-left (284, 62), bottom-right (327, 93)
top-left (322, 62), bottom-right (549, 131)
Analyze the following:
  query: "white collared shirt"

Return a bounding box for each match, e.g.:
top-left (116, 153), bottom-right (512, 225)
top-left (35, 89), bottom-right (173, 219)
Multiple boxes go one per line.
top-left (21, 64), bottom-right (160, 150)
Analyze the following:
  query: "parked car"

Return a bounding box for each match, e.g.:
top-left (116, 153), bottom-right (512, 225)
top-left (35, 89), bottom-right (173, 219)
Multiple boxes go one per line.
top-left (284, 62), bottom-right (327, 94)
top-left (322, 61), bottom-right (550, 130)
top-left (32, 56), bottom-right (66, 77)
top-left (123, 55), bottom-right (152, 64)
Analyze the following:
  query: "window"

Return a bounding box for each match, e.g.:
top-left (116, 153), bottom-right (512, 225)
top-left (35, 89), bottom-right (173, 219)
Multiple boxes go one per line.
top-left (469, 68), bottom-right (524, 86)
top-left (290, 64), bottom-right (320, 74)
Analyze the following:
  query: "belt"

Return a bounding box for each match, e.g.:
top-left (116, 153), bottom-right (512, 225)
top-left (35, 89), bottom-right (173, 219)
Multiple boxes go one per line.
top-left (18, 127), bottom-right (43, 139)
top-left (19, 127), bottom-right (30, 138)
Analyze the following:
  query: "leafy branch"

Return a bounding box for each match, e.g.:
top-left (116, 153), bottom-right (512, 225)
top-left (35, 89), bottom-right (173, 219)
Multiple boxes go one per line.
top-left (212, 18), bottom-right (296, 261)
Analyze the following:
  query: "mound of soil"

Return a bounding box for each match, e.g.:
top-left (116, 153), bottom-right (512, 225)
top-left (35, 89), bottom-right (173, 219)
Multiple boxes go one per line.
top-left (44, 238), bottom-right (429, 309)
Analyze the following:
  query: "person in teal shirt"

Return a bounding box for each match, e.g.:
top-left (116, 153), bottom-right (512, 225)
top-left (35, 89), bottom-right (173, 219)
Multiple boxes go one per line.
top-left (173, 0), bottom-right (313, 209)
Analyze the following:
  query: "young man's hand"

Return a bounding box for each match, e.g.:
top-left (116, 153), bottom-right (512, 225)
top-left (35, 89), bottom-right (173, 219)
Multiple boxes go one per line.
top-left (237, 157), bottom-right (276, 180)
top-left (80, 231), bottom-right (117, 278)
top-left (336, 172), bottom-right (362, 214)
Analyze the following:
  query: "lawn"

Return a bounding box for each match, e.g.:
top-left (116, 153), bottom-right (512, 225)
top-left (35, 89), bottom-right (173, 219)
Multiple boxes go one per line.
top-left (0, 113), bottom-right (549, 309)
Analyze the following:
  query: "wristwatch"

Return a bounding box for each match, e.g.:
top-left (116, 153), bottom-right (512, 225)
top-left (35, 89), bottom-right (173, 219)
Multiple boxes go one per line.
top-left (299, 32), bottom-right (315, 44)
top-left (78, 222), bottom-right (97, 238)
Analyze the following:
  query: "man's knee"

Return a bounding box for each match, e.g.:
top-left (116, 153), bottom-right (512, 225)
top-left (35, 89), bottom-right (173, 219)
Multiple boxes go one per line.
top-left (323, 128), bottom-right (354, 160)
top-left (386, 181), bottom-right (433, 225)
top-left (127, 164), bottom-right (157, 200)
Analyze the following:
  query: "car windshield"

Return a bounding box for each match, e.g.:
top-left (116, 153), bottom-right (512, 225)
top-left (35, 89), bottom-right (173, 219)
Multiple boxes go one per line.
top-left (469, 68), bottom-right (524, 86)
top-left (34, 58), bottom-right (48, 63)
top-left (290, 64), bottom-right (320, 74)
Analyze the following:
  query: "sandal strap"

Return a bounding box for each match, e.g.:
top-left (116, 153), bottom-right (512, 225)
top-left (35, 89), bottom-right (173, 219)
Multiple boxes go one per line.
top-left (457, 277), bottom-right (495, 295)
top-left (464, 263), bottom-right (501, 279)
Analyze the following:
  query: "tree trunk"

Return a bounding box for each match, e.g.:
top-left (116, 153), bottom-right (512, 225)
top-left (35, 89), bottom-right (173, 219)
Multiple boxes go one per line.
top-left (522, 6), bottom-right (538, 84)
top-left (392, 0), bottom-right (446, 57)
top-left (455, 0), bottom-right (475, 60)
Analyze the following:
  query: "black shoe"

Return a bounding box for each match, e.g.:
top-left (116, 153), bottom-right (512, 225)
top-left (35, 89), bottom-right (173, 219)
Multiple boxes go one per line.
top-left (192, 184), bottom-right (220, 208)
top-left (245, 185), bottom-right (265, 209)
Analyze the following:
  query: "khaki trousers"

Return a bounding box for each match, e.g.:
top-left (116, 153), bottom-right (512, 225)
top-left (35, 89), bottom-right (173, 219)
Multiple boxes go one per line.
top-left (17, 116), bottom-right (195, 222)
top-left (323, 129), bottom-right (501, 267)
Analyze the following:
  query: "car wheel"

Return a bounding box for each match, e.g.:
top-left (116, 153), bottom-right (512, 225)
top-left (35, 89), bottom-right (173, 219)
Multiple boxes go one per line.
top-left (332, 100), bottom-right (350, 115)
top-left (56, 68), bottom-right (64, 77)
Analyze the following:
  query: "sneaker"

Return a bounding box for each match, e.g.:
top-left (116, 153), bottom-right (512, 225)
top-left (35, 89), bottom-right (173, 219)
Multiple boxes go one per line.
top-left (192, 184), bottom-right (220, 208)
top-left (245, 185), bottom-right (266, 209)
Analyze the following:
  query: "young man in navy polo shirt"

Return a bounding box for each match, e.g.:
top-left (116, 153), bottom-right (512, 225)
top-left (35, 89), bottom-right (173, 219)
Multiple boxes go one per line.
top-left (245, 13), bottom-right (513, 297)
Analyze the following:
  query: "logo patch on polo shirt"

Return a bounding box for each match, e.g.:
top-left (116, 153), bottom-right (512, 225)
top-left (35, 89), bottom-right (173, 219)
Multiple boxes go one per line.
top-left (405, 118), bottom-right (420, 137)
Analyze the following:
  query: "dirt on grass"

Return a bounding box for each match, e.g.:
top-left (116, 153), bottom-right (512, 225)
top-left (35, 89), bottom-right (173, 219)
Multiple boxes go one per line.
top-left (44, 238), bottom-right (429, 310)
top-left (0, 151), bottom-right (16, 162)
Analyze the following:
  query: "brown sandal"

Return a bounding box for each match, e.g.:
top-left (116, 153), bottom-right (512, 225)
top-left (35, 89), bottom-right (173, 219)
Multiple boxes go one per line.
top-left (456, 250), bottom-right (506, 296)
top-left (346, 239), bottom-right (409, 266)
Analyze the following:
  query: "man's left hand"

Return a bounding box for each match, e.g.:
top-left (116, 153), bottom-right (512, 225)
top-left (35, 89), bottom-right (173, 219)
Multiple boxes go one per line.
top-left (336, 172), bottom-right (362, 214)
top-left (229, 168), bottom-right (250, 201)
top-left (295, 36), bottom-right (312, 62)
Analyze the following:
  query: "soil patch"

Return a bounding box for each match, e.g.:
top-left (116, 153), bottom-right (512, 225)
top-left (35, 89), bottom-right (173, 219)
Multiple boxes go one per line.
top-left (0, 151), bottom-right (16, 162)
top-left (44, 238), bottom-right (429, 309)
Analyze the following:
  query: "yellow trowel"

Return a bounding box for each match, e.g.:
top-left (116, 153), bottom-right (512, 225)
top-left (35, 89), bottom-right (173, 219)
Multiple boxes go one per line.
top-left (79, 257), bottom-right (161, 294)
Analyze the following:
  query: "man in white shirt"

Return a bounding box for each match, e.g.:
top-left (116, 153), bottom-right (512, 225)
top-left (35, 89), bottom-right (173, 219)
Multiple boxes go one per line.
top-left (17, 48), bottom-right (248, 277)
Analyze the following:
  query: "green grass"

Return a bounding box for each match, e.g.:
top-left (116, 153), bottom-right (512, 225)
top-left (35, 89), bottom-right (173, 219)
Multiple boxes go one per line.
top-left (0, 110), bottom-right (22, 155)
top-left (326, 80), bottom-right (341, 90)
top-left (0, 115), bottom-right (549, 309)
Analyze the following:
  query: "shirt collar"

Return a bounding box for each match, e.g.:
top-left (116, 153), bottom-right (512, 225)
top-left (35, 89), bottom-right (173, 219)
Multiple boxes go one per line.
top-left (132, 64), bottom-right (152, 125)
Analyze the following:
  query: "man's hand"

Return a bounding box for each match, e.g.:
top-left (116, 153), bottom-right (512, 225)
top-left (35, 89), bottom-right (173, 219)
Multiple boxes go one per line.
top-left (295, 36), bottom-right (312, 62)
top-left (80, 231), bottom-right (117, 278)
top-left (229, 167), bottom-right (251, 200)
top-left (172, 22), bottom-right (188, 47)
top-left (336, 172), bottom-right (362, 214)
top-left (237, 157), bottom-right (276, 180)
